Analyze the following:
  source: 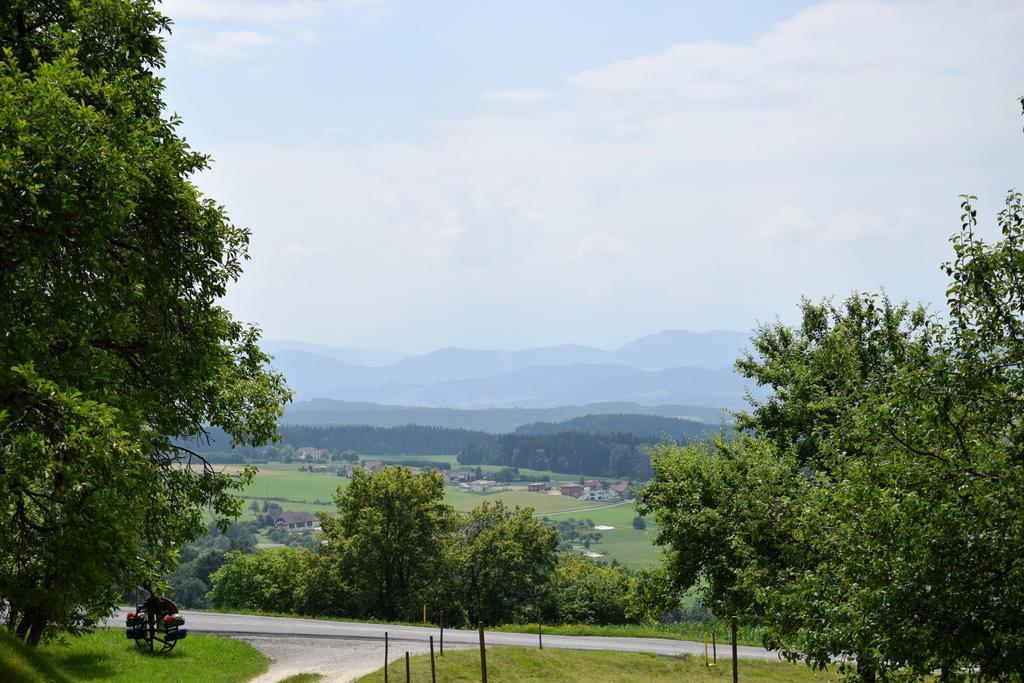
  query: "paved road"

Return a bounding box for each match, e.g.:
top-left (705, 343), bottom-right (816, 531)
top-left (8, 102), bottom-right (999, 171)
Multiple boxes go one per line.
top-left (110, 608), bottom-right (777, 661)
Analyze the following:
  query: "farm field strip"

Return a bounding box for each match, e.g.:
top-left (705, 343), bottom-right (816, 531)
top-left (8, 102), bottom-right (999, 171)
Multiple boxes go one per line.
top-left (236, 465), bottom-right (657, 568)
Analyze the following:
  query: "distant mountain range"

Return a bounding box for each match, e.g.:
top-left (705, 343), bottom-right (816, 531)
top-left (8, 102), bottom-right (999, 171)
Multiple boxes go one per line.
top-left (282, 399), bottom-right (731, 433)
top-left (266, 329), bottom-right (761, 411)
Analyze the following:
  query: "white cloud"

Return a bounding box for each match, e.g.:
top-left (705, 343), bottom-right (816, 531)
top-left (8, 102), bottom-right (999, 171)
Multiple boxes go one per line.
top-left (482, 89), bottom-right (553, 104)
top-left (190, 30), bottom-right (275, 58)
top-left (190, 0), bottom-right (1024, 349)
top-left (160, 0), bottom-right (382, 23)
top-left (572, 232), bottom-right (637, 261)
top-left (762, 206), bottom-right (817, 242)
top-left (823, 211), bottom-right (889, 243)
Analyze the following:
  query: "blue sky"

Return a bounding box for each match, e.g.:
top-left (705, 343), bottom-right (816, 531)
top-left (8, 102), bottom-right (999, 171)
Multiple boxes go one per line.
top-left (160, 0), bottom-right (1024, 353)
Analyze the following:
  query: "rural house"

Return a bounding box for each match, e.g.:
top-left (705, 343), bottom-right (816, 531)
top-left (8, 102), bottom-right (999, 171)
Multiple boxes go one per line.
top-left (527, 483), bottom-right (549, 492)
top-left (468, 479), bottom-right (496, 494)
top-left (583, 479), bottom-right (604, 490)
top-left (560, 484), bottom-right (584, 498)
top-left (609, 480), bottom-right (632, 499)
top-left (274, 511), bottom-right (316, 532)
top-left (581, 486), bottom-right (609, 501)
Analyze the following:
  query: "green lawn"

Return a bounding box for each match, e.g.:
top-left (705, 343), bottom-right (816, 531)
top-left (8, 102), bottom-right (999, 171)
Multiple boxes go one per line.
top-left (356, 646), bottom-right (839, 682)
top-left (3, 627), bottom-right (268, 683)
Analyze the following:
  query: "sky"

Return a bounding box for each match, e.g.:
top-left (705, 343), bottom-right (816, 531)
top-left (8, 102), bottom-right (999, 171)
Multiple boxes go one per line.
top-left (159, 0), bottom-right (1024, 353)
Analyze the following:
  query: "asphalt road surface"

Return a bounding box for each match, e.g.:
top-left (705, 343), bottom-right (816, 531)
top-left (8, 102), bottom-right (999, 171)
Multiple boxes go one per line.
top-left (110, 609), bottom-right (779, 681)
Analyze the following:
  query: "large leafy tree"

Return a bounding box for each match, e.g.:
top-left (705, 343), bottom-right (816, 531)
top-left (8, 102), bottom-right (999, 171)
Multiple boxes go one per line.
top-left (0, 0), bottom-right (289, 643)
top-left (639, 105), bottom-right (1024, 680)
top-left (319, 467), bottom-right (454, 621)
top-left (448, 500), bottom-right (558, 626)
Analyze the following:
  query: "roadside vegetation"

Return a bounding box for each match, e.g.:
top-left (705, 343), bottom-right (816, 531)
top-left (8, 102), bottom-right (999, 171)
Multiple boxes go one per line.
top-left (356, 647), bottom-right (839, 682)
top-left (492, 622), bottom-right (763, 648)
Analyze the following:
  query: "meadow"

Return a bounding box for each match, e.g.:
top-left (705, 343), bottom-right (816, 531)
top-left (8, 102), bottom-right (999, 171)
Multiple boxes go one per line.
top-left (233, 461), bottom-right (659, 568)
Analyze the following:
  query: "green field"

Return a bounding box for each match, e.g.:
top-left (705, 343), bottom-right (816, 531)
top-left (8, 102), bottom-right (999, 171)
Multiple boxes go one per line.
top-left (233, 462), bottom-right (658, 568)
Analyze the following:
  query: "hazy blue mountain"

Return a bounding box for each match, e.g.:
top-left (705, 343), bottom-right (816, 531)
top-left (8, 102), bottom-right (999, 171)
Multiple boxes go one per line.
top-left (327, 364), bottom-right (758, 410)
top-left (266, 350), bottom-right (381, 398)
top-left (610, 329), bottom-right (750, 370)
top-left (262, 340), bottom-right (407, 366)
top-left (267, 329), bottom-right (758, 408)
top-left (282, 399), bottom-right (730, 432)
top-left (385, 343), bottom-right (609, 385)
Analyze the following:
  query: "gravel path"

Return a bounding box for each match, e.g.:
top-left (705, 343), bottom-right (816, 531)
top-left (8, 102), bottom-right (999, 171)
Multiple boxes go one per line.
top-left (240, 635), bottom-right (469, 683)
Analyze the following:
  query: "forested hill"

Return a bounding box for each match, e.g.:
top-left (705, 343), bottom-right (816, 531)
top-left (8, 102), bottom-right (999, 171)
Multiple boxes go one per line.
top-left (514, 413), bottom-right (722, 441)
top-left (181, 416), bottom-right (722, 479)
top-left (459, 431), bottom-right (664, 480)
top-left (181, 424), bottom-right (490, 457)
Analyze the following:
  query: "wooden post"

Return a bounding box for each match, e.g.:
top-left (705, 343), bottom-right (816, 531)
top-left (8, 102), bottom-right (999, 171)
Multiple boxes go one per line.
top-left (384, 632), bottom-right (389, 683)
top-left (478, 621), bottom-right (488, 683)
top-left (439, 611), bottom-right (444, 656)
top-left (430, 635), bottom-right (437, 683)
top-left (538, 619), bottom-right (543, 650)
top-left (712, 630), bottom-right (717, 664)
top-left (731, 617), bottom-right (738, 683)
top-left (423, 604), bottom-right (427, 624)
top-left (405, 651), bottom-right (410, 683)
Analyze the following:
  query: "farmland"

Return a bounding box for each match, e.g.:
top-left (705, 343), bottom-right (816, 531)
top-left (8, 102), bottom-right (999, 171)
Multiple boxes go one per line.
top-left (232, 462), bottom-right (659, 568)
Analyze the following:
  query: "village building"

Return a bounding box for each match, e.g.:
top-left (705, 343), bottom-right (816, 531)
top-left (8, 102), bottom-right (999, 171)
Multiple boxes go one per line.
top-left (449, 467), bottom-right (477, 483)
top-left (468, 479), bottom-right (496, 494)
top-left (583, 479), bottom-right (604, 491)
top-left (609, 480), bottom-right (632, 499)
top-left (581, 486), bottom-right (609, 501)
top-left (293, 447), bottom-right (326, 462)
top-left (274, 511), bottom-right (315, 532)
top-left (560, 484), bottom-right (584, 498)
top-left (527, 483), bottom-right (549, 492)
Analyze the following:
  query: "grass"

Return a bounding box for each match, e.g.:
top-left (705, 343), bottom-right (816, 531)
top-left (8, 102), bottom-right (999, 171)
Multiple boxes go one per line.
top-left (1, 628), bottom-right (72, 683)
top-left (355, 646), bottom-right (840, 682)
top-left (493, 622), bottom-right (764, 648)
top-left (27, 628), bottom-right (269, 683)
top-left (276, 675), bottom-right (324, 683)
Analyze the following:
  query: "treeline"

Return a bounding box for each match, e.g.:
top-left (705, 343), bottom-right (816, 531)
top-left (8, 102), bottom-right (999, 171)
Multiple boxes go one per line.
top-left (181, 424), bottom-right (490, 458)
top-left (515, 413), bottom-right (719, 442)
top-left (183, 418), bottom-right (722, 480)
top-left (459, 432), bottom-right (661, 480)
top-left (170, 468), bottom-right (678, 628)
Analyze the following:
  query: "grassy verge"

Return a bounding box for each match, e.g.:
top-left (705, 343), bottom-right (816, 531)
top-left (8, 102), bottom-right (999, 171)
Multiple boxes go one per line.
top-left (355, 646), bottom-right (839, 682)
top-left (24, 628), bottom-right (269, 683)
top-left (494, 621), bottom-right (764, 647)
top-left (1, 628), bottom-right (72, 683)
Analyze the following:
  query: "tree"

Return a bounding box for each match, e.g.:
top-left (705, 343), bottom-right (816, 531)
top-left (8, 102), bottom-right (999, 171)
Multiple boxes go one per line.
top-left (638, 182), bottom-right (1024, 677)
top-left (631, 516), bottom-right (646, 530)
top-left (448, 501), bottom-right (558, 625)
top-left (318, 467), bottom-right (454, 620)
top-left (546, 555), bottom-right (634, 625)
top-left (207, 548), bottom-right (310, 613)
top-left (0, 0), bottom-right (289, 643)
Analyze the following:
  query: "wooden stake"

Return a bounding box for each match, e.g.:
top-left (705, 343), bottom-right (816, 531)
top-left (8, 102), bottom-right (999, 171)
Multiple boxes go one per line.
top-left (405, 651), bottom-right (410, 683)
top-left (439, 611), bottom-right (444, 656)
top-left (478, 621), bottom-right (487, 683)
top-left (384, 632), bottom-right (389, 683)
top-left (430, 635), bottom-right (436, 683)
top-left (731, 617), bottom-right (738, 683)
